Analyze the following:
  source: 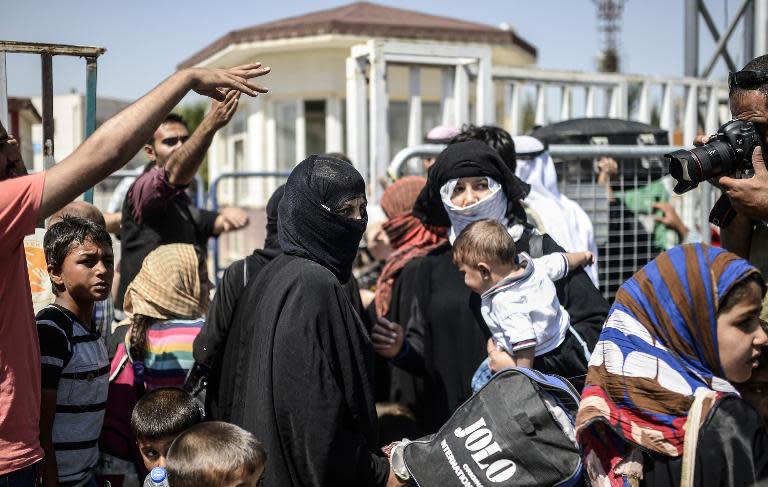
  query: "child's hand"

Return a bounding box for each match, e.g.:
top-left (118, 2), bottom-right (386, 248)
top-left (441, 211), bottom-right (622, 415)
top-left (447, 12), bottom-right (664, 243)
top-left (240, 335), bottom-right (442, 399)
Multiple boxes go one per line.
top-left (488, 344), bottom-right (516, 372)
top-left (582, 251), bottom-right (595, 267)
top-left (372, 317), bottom-right (405, 359)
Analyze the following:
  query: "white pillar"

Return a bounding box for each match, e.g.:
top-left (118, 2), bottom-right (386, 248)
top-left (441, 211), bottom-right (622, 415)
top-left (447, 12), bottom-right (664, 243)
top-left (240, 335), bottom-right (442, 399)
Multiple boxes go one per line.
top-left (368, 43), bottom-right (389, 202)
top-left (476, 52), bottom-right (495, 125)
top-left (265, 101), bottom-right (278, 197)
top-left (636, 81), bottom-right (651, 123)
top-left (407, 67), bottom-right (422, 147)
top-left (585, 85), bottom-right (597, 118)
top-left (756, 0), bottom-right (768, 57)
top-left (325, 97), bottom-right (343, 153)
top-left (441, 68), bottom-right (455, 126)
top-left (454, 64), bottom-right (470, 126)
top-left (560, 85), bottom-right (572, 121)
top-left (535, 84), bottom-right (547, 126)
top-left (505, 82), bottom-right (521, 135)
top-left (346, 56), bottom-right (368, 178)
top-left (705, 86), bottom-right (720, 134)
top-left (246, 97), bottom-right (265, 205)
top-left (295, 99), bottom-right (306, 161)
top-left (609, 83), bottom-right (628, 119)
top-left (683, 83), bottom-right (698, 146)
top-left (660, 82), bottom-right (675, 133)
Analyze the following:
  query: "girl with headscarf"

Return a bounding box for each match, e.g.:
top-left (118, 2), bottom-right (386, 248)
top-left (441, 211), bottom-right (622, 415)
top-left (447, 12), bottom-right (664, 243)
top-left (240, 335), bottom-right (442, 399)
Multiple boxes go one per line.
top-left (373, 140), bottom-right (609, 433)
top-left (122, 243), bottom-right (210, 390)
top-left (227, 156), bottom-right (398, 487)
top-left (576, 244), bottom-right (768, 486)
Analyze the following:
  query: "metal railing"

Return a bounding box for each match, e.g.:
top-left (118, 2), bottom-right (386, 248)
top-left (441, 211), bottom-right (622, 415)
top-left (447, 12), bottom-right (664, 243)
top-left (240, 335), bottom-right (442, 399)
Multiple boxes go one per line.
top-left (208, 171), bottom-right (291, 283)
top-left (0, 41), bottom-right (106, 202)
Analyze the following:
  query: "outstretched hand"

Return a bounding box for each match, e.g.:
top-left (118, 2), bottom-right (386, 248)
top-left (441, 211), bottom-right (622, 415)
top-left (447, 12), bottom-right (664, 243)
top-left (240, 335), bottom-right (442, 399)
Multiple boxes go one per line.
top-left (207, 89), bottom-right (242, 130)
top-left (717, 146), bottom-right (768, 221)
top-left (187, 63), bottom-right (270, 101)
top-left (372, 317), bottom-right (405, 359)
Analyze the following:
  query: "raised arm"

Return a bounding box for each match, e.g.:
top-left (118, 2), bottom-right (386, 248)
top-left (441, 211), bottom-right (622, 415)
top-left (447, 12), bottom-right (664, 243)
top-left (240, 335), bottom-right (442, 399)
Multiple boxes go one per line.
top-left (165, 89), bottom-right (241, 186)
top-left (39, 64), bottom-right (270, 218)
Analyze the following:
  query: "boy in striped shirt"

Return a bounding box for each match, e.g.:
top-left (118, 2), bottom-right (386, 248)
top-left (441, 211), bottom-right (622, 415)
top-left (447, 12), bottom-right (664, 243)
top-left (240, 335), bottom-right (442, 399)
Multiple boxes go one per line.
top-left (37, 216), bottom-right (114, 487)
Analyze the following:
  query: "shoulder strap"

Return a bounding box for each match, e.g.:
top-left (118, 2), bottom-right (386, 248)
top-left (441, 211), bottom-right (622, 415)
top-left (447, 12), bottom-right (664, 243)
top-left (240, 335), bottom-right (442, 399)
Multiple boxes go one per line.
top-left (680, 390), bottom-right (717, 487)
top-left (512, 367), bottom-right (580, 403)
top-left (529, 233), bottom-right (545, 259)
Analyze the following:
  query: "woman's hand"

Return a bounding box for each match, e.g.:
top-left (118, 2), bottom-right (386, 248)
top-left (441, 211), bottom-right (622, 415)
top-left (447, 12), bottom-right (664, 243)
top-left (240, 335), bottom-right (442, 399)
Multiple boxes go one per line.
top-left (372, 317), bottom-right (405, 359)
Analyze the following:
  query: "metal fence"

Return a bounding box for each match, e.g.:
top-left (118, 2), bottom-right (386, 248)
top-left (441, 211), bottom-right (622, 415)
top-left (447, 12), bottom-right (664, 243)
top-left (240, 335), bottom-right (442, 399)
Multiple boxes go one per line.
top-left (388, 144), bottom-right (715, 301)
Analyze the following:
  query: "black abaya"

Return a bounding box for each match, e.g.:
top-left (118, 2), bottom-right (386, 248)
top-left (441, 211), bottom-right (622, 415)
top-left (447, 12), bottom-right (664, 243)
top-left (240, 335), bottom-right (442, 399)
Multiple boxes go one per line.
top-left (229, 254), bottom-right (389, 486)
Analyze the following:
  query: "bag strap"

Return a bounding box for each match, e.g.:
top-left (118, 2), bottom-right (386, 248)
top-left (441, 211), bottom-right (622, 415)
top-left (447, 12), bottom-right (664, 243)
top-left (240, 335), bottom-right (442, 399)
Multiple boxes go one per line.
top-left (680, 390), bottom-right (716, 487)
top-left (513, 367), bottom-right (580, 403)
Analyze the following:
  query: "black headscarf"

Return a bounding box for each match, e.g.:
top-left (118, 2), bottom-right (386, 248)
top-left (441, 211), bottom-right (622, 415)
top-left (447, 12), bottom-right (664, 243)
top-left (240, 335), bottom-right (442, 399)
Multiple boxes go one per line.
top-left (412, 139), bottom-right (531, 228)
top-left (278, 155), bottom-right (367, 283)
top-left (264, 184), bottom-right (285, 250)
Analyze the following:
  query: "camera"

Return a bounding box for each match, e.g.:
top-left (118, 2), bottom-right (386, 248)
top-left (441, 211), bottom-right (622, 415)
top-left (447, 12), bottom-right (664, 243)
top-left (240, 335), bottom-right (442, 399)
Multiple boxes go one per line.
top-left (665, 119), bottom-right (760, 194)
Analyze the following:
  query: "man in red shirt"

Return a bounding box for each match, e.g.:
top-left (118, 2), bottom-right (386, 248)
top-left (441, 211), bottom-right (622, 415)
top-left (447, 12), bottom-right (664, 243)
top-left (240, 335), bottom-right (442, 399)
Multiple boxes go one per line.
top-left (0, 63), bottom-right (270, 485)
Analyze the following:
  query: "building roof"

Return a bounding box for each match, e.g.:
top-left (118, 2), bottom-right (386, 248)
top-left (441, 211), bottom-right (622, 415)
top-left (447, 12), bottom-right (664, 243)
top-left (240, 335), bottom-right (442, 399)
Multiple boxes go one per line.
top-left (8, 97), bottom-right (42, 122)
top-left (178, 1), bottom-right (536, 69)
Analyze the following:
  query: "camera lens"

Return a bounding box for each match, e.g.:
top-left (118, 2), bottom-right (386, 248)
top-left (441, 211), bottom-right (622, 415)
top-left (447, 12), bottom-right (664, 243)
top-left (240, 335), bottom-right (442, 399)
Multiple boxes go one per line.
top-left (665, 140), bottom-right (734, 194)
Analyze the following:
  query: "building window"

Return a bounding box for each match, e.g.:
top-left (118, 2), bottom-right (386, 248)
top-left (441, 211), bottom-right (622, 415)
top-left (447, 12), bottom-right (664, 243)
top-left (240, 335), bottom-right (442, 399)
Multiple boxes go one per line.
top-left (275, 101), bottom-right (297, 172)
top-left (388, 101), bottom-right (442, 157)
top-left (305, 100), bottom-right (326, 157)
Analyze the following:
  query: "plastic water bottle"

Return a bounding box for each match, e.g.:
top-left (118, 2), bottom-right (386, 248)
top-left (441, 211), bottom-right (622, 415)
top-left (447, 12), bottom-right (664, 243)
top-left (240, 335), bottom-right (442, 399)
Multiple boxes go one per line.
top-left (143, 467), bottom-right (170, 487)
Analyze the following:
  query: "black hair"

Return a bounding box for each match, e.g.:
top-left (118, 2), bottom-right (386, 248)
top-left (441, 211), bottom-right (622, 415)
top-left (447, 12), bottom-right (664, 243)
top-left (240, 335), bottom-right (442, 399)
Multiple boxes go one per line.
top-left (43, 215), bottom-right (112, 296)
top-left (147, 113), bottom-right (189, 146)
top-left (450, 125), bottom-right (517, 173)
top-left (719, 272), bottom-right (768, 314)
top-left (131, 387), bottom-right (203, 441)
top-left (730, 55), bottom-right (768, 105)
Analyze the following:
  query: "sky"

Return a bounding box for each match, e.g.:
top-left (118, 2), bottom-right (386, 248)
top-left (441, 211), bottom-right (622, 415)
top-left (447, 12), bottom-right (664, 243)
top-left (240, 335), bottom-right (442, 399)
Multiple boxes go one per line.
top-left (1, 0), bottom-right (751, 103)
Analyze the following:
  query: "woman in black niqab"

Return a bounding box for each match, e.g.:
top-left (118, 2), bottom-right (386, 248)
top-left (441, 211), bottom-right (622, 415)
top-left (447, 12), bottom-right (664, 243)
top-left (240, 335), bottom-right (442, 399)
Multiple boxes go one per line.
top-left (229, 156), bottom-right (392, 487)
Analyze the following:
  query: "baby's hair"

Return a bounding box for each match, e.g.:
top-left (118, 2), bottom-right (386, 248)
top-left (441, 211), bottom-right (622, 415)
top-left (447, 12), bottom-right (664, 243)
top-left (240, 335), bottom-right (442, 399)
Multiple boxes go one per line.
top-left (719, 272), bottom-right (767, 314)
top-left (167, 421), bottom-right (266, 487)
top-left (453, 219), bottom-right (516, 267)
top-left (43, 215), bottom-right (112, 295)
top-left (131, 387), bottom-right (202, 442)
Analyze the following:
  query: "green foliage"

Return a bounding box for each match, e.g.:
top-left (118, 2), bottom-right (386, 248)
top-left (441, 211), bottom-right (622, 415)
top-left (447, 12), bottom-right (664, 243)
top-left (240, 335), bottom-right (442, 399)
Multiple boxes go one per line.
top-left (521, 95), bottom-right (536, 134)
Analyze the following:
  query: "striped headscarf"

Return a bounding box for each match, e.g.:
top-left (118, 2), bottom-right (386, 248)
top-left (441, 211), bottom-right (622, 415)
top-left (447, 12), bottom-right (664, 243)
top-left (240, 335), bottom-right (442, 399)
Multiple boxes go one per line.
top-left (123, 243), bottom-right (209, 321)
top-left (576, 244), bottom-right (759, 486)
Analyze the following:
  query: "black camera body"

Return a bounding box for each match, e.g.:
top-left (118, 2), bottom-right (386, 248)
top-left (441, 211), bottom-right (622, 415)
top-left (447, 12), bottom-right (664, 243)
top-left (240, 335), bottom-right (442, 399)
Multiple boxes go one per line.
top-left (665, 119), bottom-right (760, 194)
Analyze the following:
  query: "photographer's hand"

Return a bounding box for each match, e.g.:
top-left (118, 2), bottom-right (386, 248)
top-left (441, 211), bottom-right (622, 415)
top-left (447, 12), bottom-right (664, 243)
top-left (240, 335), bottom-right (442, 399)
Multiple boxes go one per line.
top-left (718, 146), bottom-right (768, 221)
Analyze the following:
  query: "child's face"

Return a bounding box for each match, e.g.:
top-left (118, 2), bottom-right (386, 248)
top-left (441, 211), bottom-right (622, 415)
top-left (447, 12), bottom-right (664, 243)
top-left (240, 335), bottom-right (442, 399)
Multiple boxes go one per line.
top-left (457, 262), bottom-right (492, 295)
top-left (52, 239), bottom-right (114, 302)
top-left (137, 436), bottom-right (175, 470)
top-left (222, 465), bottom-right (265, 487)
top-left (717, 281), bottom-right (768, 384)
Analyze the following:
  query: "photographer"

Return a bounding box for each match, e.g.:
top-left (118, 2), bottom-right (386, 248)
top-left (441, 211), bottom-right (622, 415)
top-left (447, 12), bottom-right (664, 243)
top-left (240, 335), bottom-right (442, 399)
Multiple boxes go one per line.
top-left (700, 55), bottom-right (768, 316)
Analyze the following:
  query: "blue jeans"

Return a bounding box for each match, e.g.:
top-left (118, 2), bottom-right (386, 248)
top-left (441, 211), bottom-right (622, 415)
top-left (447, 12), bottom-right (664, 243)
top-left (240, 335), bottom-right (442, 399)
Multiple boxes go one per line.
top-left (0, 463), bottom-right (38, 487)
top-left (471, 358), bottom-right (495, 393)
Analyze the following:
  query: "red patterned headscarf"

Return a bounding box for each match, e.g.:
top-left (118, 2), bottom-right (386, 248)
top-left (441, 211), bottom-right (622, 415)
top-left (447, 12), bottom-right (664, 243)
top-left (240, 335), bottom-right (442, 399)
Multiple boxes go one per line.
top-left (374, 177), bottom-right (447, 317)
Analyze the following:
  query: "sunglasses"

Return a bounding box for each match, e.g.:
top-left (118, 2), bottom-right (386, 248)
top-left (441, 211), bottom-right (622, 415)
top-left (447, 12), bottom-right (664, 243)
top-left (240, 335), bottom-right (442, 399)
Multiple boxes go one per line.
top-left (160, 135), bottom-right (190, 147)
top-left (728, 70), bottom-right (768, 90)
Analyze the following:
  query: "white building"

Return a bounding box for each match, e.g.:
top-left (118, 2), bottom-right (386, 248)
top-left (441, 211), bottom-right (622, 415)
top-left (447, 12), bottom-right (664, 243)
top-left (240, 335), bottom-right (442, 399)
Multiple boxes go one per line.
top-left (178, 1), bottom-right (537, 206)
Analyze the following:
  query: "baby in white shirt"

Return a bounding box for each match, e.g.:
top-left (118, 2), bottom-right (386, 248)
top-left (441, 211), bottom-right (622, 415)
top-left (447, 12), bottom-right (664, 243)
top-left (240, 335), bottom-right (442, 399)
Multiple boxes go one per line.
top-left (452, 219), bottom-right (593, 391)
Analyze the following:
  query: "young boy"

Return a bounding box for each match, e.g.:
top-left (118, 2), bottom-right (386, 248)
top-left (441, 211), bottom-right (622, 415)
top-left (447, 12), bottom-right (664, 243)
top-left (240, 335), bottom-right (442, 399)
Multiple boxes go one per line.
top-left (131, 387), bottom-right (203, 473)
top-left (452, 219), bottom-right (594, 391)
top-left (166, 422), bottom-right (266, 487)
top-left (37, 216), bottom-right (114, 487)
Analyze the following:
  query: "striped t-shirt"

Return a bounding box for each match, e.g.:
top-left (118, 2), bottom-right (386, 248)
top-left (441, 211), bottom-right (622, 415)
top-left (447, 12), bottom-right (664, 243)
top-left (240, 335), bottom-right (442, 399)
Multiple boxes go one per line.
top-left (129, 319), bottom-right (204, 390)
top-left (37, 304), bottom-right (109, 487)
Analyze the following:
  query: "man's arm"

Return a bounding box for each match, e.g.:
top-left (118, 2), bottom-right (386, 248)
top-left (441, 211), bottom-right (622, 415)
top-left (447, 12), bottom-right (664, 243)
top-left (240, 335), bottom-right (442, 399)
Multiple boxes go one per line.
top-left (721, 212), bottom-right (755, 258)
top-left (166, 89), bottom-right (241, 186)
top-left (39, 64), bottom-right (269, 218)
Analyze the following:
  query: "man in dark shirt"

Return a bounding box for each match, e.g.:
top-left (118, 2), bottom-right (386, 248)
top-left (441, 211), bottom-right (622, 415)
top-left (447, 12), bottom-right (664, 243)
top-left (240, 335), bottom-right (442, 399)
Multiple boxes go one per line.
top-left (115, 91), bottom-right (249, 314)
